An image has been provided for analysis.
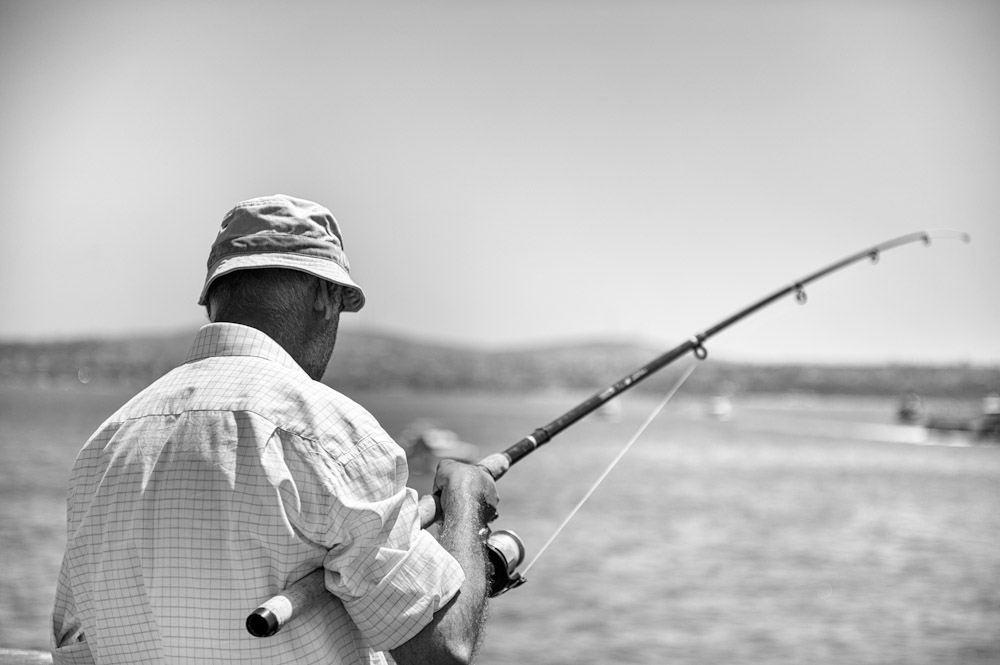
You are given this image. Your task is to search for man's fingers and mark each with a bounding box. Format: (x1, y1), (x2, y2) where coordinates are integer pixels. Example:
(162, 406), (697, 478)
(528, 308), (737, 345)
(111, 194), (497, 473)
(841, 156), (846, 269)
(475, 453), (510, 480)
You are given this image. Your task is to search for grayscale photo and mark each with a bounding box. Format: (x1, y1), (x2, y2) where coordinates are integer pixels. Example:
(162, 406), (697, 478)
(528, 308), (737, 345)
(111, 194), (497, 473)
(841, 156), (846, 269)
(1, 2), (998, 664)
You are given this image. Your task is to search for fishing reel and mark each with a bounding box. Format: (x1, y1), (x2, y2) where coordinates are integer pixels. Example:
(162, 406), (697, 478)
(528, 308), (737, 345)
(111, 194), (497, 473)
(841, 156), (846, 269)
(485, 529), (527, 597)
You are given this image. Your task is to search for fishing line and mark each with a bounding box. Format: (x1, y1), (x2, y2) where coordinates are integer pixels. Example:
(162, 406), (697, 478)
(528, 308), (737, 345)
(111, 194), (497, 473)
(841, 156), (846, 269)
(522, 361), (699, 575)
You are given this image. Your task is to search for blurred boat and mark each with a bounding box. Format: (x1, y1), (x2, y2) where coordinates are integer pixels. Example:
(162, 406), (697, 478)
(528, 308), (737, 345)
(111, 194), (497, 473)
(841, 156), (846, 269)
(398, 420), (480, 473)
(707, 395), (733, 421)
(0, 647), (51, 664)
(896, 391), (1000, 441)
(896, 392), (924, 423)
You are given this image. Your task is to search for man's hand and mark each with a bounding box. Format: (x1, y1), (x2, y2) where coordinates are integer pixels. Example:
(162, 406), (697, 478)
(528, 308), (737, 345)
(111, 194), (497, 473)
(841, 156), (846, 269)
(433, 459), (499, 525)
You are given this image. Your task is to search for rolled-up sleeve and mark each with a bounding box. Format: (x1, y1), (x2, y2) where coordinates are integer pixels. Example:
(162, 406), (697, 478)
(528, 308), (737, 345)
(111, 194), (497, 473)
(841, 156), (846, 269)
(333, 526), (464, 651)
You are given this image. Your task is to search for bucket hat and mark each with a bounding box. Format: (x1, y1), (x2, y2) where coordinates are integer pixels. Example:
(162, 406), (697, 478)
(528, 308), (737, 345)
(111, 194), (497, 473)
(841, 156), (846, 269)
(198, 194), (366, 312)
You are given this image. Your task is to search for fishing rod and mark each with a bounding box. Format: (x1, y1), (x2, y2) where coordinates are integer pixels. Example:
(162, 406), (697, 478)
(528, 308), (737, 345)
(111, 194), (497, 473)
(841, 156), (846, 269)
(246, 229), (970, 638)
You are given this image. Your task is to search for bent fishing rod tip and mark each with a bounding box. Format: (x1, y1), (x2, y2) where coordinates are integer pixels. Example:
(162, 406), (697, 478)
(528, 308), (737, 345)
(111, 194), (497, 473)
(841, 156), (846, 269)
(921, 229), (972, 245)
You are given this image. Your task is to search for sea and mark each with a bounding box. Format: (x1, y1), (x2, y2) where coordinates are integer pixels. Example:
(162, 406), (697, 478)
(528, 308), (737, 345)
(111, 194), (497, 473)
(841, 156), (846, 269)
(1, 382), (998, 664)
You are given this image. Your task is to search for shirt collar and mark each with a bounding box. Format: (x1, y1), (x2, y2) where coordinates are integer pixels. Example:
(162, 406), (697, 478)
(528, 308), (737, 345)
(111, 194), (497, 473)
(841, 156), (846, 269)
(185, 323), (305, 374)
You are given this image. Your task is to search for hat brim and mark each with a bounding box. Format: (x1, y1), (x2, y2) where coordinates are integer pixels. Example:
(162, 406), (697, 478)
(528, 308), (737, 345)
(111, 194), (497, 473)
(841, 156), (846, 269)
(198, 253), (366, 312)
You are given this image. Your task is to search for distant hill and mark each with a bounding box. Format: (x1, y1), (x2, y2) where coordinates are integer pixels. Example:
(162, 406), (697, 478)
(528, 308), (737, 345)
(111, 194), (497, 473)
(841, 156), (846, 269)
(1, 327), (997, 398)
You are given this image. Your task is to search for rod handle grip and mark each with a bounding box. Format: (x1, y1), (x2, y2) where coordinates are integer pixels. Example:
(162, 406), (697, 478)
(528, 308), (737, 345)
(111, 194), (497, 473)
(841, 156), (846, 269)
(246, 568), (325, 637)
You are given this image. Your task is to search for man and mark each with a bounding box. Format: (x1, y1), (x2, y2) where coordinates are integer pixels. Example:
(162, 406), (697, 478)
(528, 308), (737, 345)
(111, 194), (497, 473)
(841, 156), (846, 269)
(52, 195), (499, 664)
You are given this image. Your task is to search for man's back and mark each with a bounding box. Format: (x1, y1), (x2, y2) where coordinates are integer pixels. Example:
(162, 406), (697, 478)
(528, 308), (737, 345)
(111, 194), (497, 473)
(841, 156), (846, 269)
(52, 324), (462, 664)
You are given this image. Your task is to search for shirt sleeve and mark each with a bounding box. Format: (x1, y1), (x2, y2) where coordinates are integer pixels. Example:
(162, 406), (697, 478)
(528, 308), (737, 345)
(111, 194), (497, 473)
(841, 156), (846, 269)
(279, 429), (466, 652)
(329, 502), (465, 651)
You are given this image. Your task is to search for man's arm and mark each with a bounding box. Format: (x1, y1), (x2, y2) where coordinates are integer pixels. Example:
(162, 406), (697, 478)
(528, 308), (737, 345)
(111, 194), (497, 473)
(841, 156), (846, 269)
(390, 460), (498, 665)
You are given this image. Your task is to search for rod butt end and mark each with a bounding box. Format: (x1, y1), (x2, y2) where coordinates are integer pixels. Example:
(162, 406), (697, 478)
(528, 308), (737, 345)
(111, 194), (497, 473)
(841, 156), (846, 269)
(246, 608), (281, 638)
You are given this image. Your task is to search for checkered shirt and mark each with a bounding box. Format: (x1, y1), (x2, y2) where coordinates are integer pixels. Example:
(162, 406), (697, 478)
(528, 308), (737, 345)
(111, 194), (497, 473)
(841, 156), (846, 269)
(51, 323), (464, 664)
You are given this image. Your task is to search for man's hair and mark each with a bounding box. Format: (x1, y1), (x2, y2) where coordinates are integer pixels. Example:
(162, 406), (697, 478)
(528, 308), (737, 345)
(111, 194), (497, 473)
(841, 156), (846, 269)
(205, 268), (319, 324)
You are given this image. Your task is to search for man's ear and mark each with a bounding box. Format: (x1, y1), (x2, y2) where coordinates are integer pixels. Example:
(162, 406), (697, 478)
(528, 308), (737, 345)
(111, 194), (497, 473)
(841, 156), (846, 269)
(312, 279), (343, 320)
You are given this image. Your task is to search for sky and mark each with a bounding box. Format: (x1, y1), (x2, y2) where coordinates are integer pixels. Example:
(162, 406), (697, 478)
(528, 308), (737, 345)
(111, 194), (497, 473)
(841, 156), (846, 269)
(1, 0), (997, 364)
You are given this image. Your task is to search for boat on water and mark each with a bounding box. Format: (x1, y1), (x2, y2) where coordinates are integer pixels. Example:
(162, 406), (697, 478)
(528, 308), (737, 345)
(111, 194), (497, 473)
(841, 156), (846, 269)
(398, 420), (480, 473)
(897, 391), (1000, 441)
